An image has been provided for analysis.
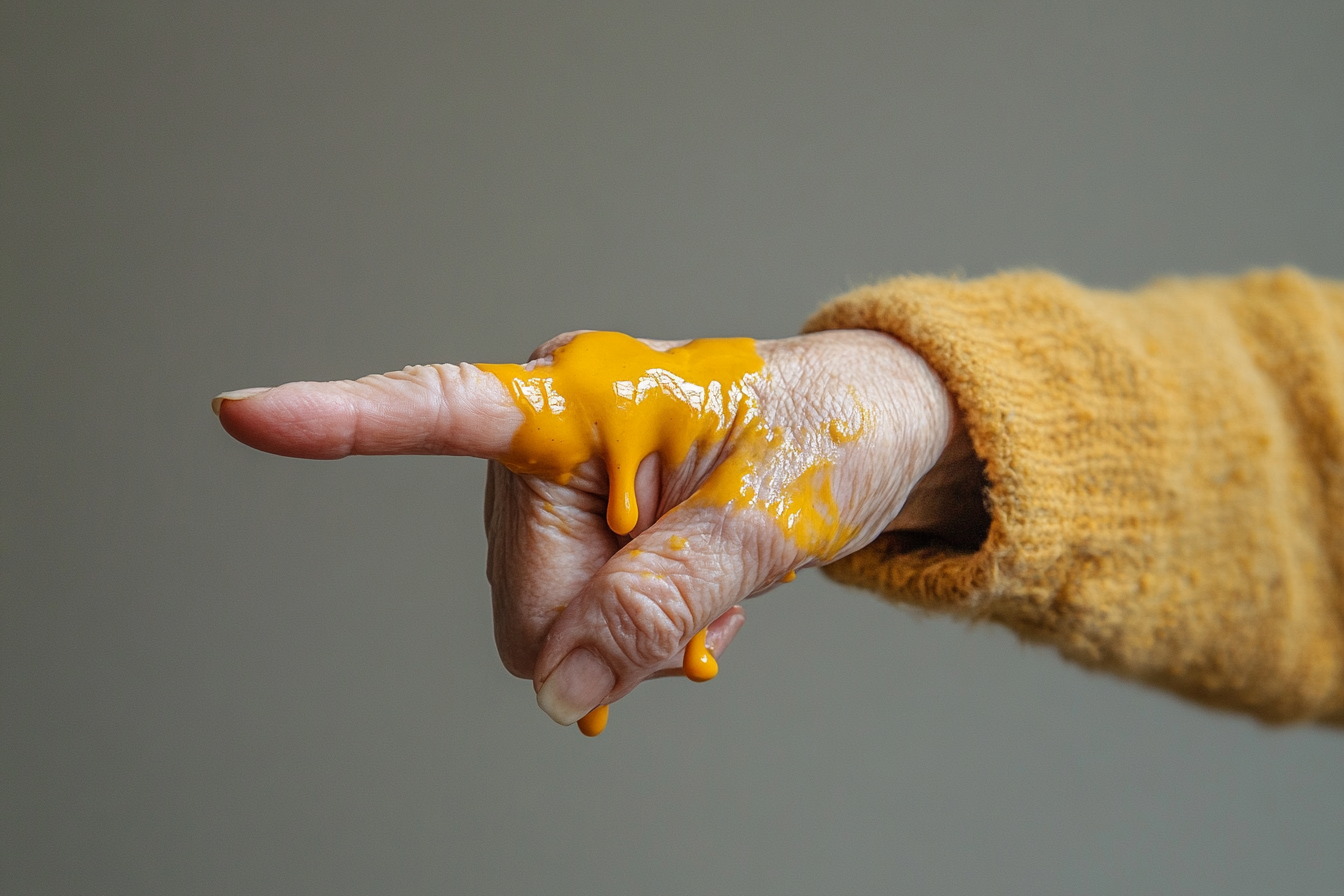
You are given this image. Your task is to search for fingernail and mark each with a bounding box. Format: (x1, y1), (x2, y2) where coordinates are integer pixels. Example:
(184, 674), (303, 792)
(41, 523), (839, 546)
(536, 648), (615, 725)
(211, 387), (272, 416)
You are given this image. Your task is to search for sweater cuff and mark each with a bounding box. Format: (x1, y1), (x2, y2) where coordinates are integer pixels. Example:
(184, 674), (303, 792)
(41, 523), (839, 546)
(802, 271), (1080, 634)
(801, 269), (1344, 721)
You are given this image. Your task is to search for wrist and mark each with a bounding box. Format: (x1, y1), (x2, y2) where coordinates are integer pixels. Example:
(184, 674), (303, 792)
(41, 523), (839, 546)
(885, 400), (990, 551)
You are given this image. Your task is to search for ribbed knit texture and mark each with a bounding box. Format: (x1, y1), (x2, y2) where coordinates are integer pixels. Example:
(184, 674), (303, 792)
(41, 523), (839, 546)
(804, 269), (1344, 724)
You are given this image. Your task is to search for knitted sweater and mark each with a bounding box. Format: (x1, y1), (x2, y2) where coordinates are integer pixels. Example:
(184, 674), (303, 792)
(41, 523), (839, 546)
(803, 269), (1344, 725)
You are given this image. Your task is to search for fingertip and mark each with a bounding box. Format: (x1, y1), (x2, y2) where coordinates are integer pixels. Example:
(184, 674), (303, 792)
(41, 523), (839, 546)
(536, 647), (616, 725)
(706, 606), (746, 656)
(211, 387), (272, 417)
(214, 384), (349, 460)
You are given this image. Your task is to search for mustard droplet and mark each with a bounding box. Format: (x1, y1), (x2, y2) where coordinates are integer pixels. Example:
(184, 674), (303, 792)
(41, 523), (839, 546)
(683, 629), (718, 682)
(577, 704), (609, 736)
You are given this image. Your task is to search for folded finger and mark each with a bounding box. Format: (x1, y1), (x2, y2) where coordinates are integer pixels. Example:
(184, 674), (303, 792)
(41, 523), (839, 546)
(485, 462), (618, 678)
(530, 504), (795, 724)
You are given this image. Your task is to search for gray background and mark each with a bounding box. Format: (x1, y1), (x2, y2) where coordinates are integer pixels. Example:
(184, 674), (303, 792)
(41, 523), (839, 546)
(3, 2), (1342, 893)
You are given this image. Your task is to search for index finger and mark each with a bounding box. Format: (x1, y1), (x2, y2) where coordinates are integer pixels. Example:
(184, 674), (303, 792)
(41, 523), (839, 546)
(213, 363), (522, 460)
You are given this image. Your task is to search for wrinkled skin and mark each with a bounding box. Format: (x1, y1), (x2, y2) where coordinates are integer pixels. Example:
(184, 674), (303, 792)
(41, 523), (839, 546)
(215, 329), (980, 726)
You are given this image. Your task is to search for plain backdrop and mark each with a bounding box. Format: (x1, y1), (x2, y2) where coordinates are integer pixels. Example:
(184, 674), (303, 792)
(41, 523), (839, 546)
(3, 2), (1342, 894)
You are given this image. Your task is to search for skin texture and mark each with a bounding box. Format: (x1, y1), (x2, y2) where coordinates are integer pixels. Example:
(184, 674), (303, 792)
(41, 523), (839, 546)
(215, 329), (975, 726)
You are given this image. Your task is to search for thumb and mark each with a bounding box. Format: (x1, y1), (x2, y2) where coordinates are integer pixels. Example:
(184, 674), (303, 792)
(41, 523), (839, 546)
(531, 503), (793, 725)
(212, 363), (521, 460)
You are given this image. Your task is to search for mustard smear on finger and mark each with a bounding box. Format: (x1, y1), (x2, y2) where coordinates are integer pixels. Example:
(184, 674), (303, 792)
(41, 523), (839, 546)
(478, 331), (764, 535)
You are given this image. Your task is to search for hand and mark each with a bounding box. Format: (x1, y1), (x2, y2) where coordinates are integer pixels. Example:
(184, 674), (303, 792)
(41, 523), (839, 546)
(214, 329), (975, 727)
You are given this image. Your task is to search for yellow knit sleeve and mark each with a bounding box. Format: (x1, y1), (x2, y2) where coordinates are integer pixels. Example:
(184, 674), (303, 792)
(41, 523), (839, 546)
(803, 269), (1344, 724)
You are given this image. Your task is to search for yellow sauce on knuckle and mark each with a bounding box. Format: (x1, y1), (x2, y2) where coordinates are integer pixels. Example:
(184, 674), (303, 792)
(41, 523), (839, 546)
(479, 331), (864, 731)
(477, 331), (764, 536)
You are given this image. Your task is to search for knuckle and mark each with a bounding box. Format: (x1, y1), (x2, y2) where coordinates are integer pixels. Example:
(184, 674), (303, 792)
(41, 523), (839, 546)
(529, 330), (589, 362)
(603, 572), (695, 670)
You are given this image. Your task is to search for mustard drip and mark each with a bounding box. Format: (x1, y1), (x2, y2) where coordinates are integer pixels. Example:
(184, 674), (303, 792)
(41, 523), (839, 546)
(682, 629), (719, 682)
(577, 704), (608, 737)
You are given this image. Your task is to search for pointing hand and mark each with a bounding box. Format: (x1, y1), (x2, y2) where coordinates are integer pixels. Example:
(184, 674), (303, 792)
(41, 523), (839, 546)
(215, 329), (975, 730)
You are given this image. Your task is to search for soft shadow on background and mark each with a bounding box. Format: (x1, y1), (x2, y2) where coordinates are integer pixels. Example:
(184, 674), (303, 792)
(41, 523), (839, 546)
(3, 3), (1342, 894)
